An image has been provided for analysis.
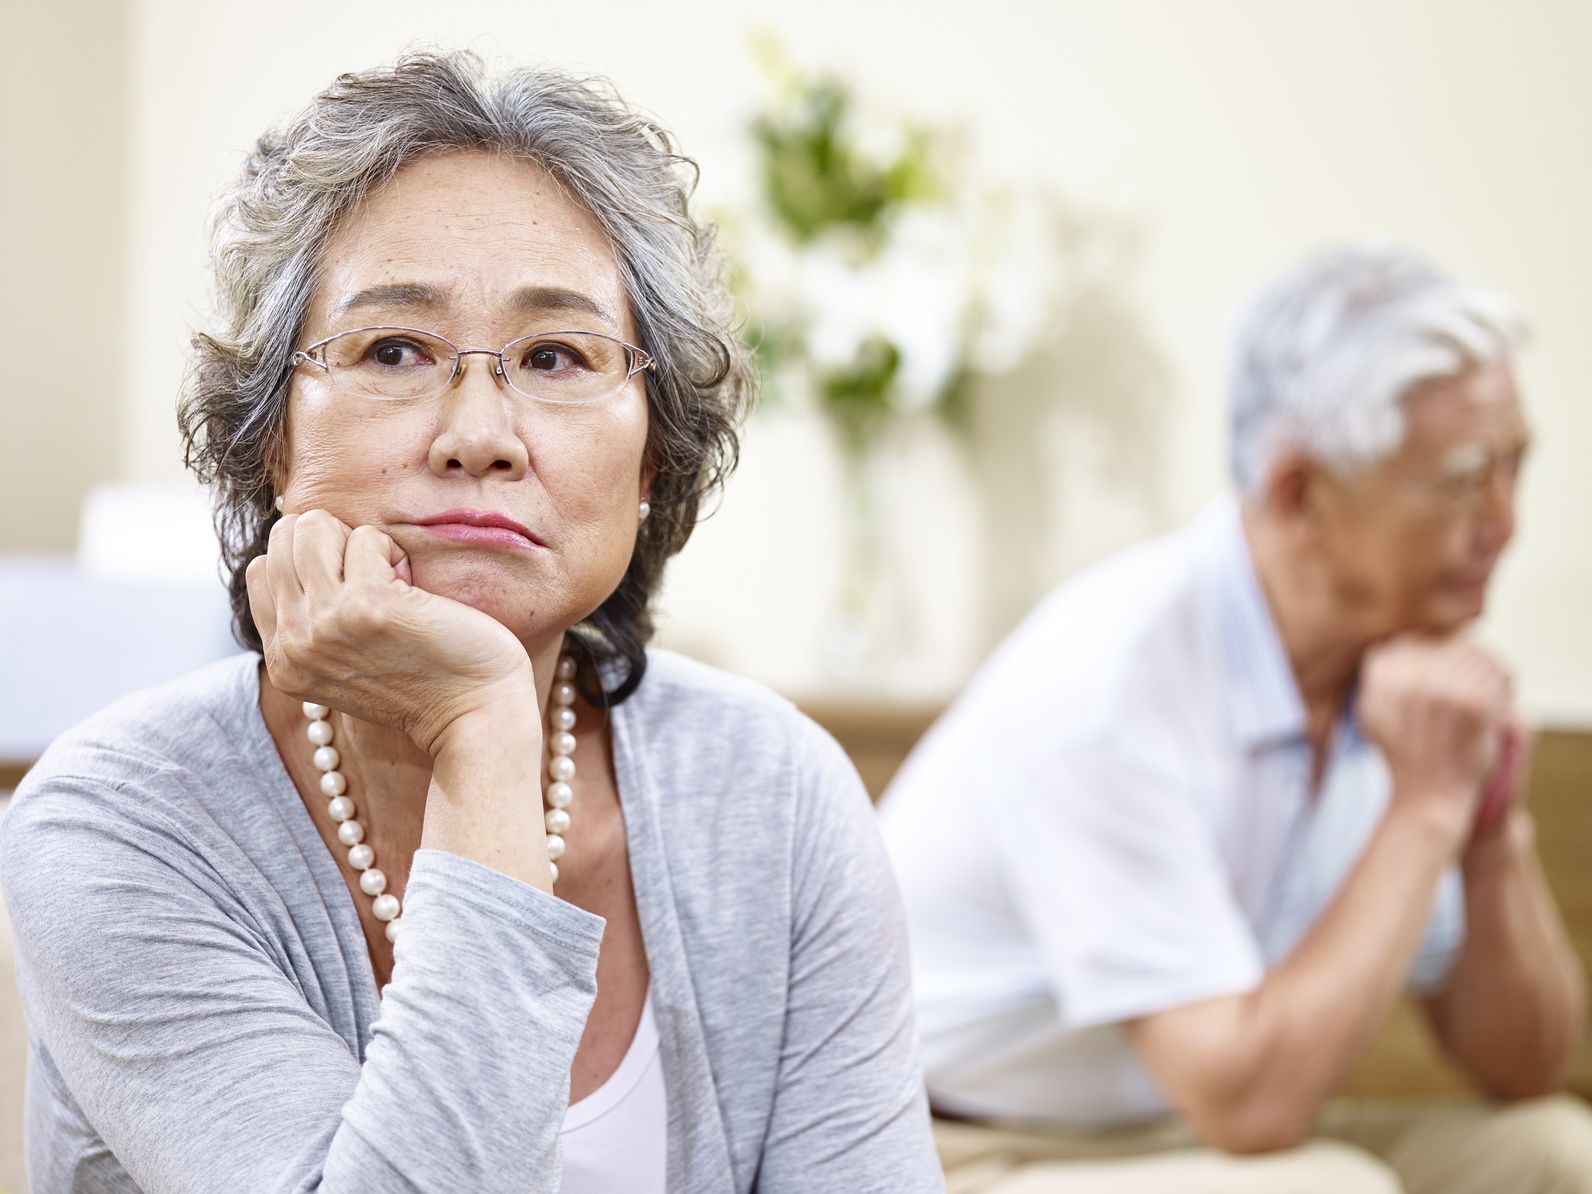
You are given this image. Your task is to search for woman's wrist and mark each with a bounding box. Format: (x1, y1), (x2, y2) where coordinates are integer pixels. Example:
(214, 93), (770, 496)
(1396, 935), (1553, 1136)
(422, 680), (551, 891)
(424, 671), (541, 761)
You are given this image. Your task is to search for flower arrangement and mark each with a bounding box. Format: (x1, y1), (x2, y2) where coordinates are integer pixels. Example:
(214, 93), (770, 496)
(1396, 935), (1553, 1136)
(727, 44), (1056, 457)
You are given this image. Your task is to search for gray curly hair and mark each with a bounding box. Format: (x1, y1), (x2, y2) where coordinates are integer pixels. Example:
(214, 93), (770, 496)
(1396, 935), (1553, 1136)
(178, 50), (754, 705)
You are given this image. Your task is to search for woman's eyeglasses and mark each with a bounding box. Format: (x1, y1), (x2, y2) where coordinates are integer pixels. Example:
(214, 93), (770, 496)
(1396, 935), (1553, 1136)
(290, 326), (655, 406)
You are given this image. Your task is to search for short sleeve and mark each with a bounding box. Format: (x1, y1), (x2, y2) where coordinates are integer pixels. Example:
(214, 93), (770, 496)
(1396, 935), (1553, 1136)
(994, 738), (1266, 1029)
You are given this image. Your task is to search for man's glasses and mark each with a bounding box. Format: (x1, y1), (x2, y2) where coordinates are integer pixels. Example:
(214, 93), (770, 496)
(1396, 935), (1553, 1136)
(290, 326), (655, 406)
(1395, 445), (1528, 517)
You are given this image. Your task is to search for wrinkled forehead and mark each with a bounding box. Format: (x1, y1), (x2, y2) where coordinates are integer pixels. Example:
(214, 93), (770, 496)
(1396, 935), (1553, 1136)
(1395, 361), (1530, 473)
(305, 150), (634, 342)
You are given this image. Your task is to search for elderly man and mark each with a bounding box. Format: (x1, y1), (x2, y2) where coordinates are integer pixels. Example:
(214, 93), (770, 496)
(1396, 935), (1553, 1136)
(880, 246), (1592, 1193)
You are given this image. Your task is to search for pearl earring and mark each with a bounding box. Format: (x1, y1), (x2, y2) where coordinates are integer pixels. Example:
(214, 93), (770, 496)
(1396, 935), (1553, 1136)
(638, 500), (651, 524)
(274, 496), (286, 513)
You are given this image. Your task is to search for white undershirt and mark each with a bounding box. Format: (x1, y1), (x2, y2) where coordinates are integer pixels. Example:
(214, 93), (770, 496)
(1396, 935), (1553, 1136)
(558, 989), (667, 1192)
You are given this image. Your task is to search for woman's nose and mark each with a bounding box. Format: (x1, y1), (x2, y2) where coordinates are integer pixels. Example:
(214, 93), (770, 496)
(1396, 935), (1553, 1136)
(426, 354), (530, 479)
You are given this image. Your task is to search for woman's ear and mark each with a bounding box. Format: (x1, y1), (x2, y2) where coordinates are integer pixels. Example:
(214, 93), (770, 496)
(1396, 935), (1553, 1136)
(263, 427), (292, 507)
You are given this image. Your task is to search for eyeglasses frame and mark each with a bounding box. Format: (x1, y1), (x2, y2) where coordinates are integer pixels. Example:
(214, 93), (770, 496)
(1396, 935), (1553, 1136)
(289, 325), (656, 405)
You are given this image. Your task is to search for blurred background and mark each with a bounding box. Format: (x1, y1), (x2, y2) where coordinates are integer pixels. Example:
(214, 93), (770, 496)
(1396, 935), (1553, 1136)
(1, 1), (1590, 1188)
(5, 0), (1592, 718)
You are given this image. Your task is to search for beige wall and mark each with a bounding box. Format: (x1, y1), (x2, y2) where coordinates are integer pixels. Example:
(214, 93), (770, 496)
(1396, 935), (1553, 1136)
(8, 0), (1592, 719)
(0, 1), (128, 551)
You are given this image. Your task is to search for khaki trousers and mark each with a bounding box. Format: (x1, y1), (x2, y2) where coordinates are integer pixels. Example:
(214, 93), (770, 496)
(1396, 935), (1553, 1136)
(935, 1096), (1592, 1194)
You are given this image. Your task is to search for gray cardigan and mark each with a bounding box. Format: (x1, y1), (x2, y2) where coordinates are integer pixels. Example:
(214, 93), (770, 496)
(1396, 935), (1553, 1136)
(0, 651), (942, 1193)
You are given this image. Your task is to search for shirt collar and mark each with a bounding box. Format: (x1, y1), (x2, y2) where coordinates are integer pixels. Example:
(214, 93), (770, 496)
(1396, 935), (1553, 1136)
(1199, 499), (1310, 749)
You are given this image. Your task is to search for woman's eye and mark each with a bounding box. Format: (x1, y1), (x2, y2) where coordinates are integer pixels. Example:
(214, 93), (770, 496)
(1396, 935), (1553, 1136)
(368, 340), (432, 368)
(522, 343), (585, 372)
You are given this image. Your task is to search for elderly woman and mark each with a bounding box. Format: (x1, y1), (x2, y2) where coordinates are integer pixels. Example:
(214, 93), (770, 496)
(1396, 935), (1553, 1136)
(0, 53), (941, 1193)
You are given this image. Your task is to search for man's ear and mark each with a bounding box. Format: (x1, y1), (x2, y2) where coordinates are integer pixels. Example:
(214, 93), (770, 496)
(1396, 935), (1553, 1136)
(1261, 451), (1331, 547)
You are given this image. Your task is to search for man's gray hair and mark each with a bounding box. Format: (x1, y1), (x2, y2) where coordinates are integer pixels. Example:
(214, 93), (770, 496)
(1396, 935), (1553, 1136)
(1228, 244), (1522, 498)
(179, 51), (754, 705)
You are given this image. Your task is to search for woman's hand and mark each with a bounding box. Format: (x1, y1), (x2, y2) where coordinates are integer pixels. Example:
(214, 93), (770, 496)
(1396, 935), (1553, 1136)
(246, 508), (537, 756)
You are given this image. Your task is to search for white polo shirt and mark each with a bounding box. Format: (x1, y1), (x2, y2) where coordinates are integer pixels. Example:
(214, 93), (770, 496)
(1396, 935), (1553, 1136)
(878, 501), (1464, 1128)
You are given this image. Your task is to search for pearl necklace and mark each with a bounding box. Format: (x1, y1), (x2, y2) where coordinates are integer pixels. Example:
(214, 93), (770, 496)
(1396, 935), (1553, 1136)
(303, 653), (580, 942)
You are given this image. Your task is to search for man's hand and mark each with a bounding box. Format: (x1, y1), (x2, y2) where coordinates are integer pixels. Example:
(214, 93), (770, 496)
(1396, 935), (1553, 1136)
(1129, 636), (1523, 1154)
(1359, 635), (1514, 844)
(1472, 718), (1533, 842)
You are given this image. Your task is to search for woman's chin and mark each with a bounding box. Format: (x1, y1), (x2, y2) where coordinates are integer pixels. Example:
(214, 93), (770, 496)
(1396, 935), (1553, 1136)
(406, 557), (545, 638)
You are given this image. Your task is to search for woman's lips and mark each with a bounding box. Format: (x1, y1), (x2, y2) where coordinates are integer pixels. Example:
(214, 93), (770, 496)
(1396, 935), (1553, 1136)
(418, 523), (539, 549)
(410, 510), (543, 551)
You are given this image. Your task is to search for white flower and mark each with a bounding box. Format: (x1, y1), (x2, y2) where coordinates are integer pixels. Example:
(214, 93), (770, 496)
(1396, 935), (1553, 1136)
(966, 189), (1058, 373)
(846, 98), (910, 170)
(796, 240), (879, 369)
(878, 209), (982, 406)
(729, 89), (1062, 416)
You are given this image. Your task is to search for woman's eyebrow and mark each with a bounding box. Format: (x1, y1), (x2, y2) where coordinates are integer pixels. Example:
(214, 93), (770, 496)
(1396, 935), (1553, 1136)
(505, 285), (619, 329)
(332, 282), (443, 319)
(330, 282), (618, 329)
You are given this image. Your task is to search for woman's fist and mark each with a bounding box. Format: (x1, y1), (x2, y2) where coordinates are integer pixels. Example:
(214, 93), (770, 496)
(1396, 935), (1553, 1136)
(246, 509), (536, 756)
